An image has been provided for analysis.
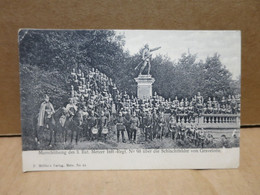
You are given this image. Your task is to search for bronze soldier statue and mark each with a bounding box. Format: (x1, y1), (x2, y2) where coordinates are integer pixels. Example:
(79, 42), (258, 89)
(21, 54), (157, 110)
(135, 44), (161, 75)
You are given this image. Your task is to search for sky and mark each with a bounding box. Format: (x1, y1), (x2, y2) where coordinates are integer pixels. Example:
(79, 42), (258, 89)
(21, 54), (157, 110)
(115, 30), (241, 79)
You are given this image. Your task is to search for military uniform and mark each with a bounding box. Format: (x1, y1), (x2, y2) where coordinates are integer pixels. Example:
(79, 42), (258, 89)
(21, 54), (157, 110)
(98, 115), (108, 140)
(124, 112), (132, 141)
(116, 115), (126, 143)
(130, 115), (140, 143)
(143, 113), (153, 141)
(88, 114), (97, 140)
(152, 111), (158, 139)
(158, 113), (166, 139)
(168, 116), (177, 140)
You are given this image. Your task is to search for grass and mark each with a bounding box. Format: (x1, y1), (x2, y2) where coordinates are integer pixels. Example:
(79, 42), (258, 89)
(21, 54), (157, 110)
(22, 126), (240, 151)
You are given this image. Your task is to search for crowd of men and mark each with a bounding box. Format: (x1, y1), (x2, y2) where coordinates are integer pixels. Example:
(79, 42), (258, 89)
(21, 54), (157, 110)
(34, 68), (240, 147)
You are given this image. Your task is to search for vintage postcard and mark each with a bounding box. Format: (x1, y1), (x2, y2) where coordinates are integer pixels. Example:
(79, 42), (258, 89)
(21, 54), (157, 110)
(19, 29), (241, 171)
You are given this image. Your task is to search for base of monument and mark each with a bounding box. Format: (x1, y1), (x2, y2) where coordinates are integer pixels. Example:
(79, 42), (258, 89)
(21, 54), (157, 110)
(135, 74), (155, 100)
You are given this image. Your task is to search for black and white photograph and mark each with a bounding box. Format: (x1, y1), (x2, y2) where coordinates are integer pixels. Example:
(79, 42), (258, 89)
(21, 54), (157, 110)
(19, 29), (241, 171)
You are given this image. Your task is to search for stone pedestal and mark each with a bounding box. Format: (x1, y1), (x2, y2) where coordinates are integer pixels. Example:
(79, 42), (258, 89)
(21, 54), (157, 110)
(134, 75), (155, 100)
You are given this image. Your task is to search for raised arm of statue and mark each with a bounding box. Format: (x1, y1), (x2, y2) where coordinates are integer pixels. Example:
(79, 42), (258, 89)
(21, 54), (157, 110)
(150, 46), (161, 52)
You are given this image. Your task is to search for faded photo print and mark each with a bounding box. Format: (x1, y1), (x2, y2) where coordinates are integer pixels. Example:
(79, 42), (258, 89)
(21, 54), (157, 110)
(19, 30), (241, 152)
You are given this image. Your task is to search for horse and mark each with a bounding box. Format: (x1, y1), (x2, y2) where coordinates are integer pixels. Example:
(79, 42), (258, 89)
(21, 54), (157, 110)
(32, 107), (60, 146)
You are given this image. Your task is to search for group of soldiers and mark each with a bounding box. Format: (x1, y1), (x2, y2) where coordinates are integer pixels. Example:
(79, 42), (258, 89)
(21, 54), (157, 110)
(34, 68), (240, 147)
(69, 67), (240, 117)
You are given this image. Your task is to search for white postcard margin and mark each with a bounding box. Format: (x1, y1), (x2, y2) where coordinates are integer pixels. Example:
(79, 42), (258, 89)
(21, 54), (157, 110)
(22, 148), (239, 172)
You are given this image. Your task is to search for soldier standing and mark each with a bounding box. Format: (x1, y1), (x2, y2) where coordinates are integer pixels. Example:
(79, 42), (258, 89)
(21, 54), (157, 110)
(177, 118), (186, 141)
(88, 110), (97, 140)
(124, 109), (132, 141)
(143, 111), (153, 141)
(98, 111), (107, 141)
(71, 105), (84, 144)
(116, 112), (126, 143)
(158, 111), (166, 140)
(168, 115), (177, 140)
(36, 95), (55, 146)
(152, 109), (158, 139)
(130, 112), (140, 143)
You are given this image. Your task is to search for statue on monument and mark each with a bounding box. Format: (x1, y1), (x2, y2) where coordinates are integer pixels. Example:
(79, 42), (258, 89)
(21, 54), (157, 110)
(135, 44), (161, 76)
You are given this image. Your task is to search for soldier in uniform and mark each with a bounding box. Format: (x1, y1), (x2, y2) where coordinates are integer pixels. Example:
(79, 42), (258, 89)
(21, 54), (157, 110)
(221, 96), (227, 107)
(212, 97), (218, 108)
(143, 111), (153, 141)
(212, 105), (218, 114)
(202, 103), (207, 114)
(196, 99), (203, 116)
(221, 104), (227, 114)
(198, 128), (206, 148)
(115, 112), (126, 143)
(71, 105), (84, 144)
(196, 92), (204, 104)
(158, 111), (166, 139)
(184, 98), (189, 114)
(88, 110), (97, 141)
(135, 103), (141, 118)
(227, 95), (232, 105)
(37, 95), (56, 146)
(152, 109), (159, 139)
(164, 100), (171, 114)
(124, 109), (132, 141)
(66, 98), (78, 113)
(173, 96), (179, 113)
(194, 124), (199, 146)
(98, 111), (108, 141)
(82, 106), (89, 139)
(187, 101), (194, 123)
(179, 118), (186, 141)
(103, 106), (111, 123)
(189, 124), (196, 144)
(178, 99), (185, 114)
(230, 96), (238, 114)
(207, 97), (213, 114)
(168, 115), (177, 140)
(130, 112), (140, 143)
(207, 97), (212, 107)
(226, 104), (232, 114)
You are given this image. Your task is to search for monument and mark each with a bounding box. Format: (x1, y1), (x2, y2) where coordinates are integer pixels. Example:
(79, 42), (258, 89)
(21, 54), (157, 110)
(134, 75), (155, 99)
(134, 44), (161, 99)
